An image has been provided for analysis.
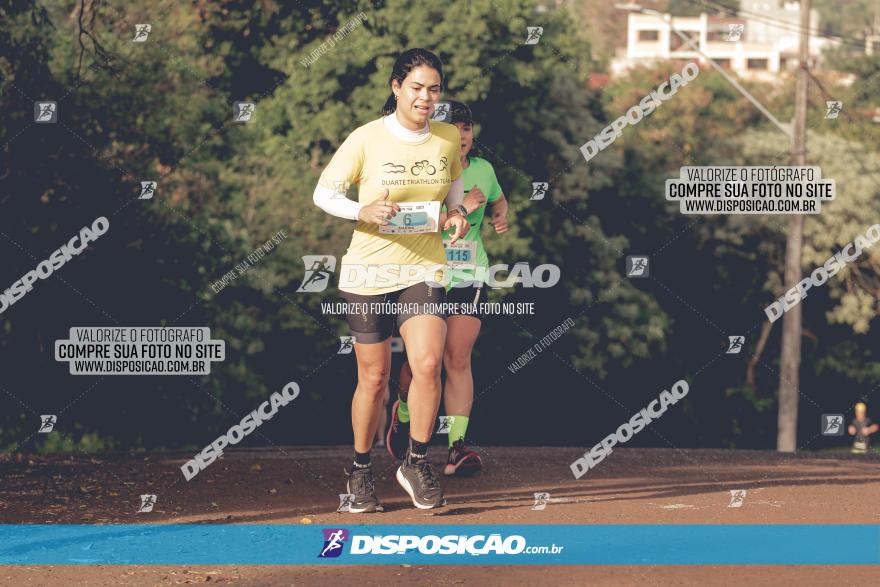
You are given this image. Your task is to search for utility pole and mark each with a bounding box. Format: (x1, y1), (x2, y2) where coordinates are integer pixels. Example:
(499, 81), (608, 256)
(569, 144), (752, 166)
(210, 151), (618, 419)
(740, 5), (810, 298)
(868, 0), (880, 54)
(776, 0), (810, 453)
(873, 0), (880, 54)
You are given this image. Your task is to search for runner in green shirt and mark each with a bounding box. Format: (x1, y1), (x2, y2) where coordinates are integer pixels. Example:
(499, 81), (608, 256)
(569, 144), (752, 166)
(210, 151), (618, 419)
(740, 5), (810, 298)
(386, 100), (510, 475)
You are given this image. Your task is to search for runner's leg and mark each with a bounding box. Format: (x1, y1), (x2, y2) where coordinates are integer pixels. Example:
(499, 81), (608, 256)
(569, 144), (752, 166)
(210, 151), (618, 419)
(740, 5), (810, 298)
(442, 313), (484, 475)
(399, 360), (413, 402)
(394, 281), (448, 508)
(375, 384), (389, 447)
(352, 339), (392, 453)
(443, 314), (481, 424)
(386, 360), (414, 460)
(340, 289), (393, 513)
(399, 315), (446, 443)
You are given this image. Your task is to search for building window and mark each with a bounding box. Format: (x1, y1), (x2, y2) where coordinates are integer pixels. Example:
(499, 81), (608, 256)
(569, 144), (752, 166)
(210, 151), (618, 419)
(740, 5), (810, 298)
(670, 31), (699, 51)
(638, 30), (660, 41)
(707, 22), (745, 42)
(747, 58), (768, 70)
(714, 58), (731, 69)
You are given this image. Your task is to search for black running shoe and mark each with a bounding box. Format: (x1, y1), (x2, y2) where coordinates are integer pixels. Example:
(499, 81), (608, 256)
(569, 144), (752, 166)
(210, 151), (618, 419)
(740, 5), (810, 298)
(444, 440), (483, 476)
(385, 399), (410, 461)
(396, 454), (446, 509)
(345, 465), (383, 513)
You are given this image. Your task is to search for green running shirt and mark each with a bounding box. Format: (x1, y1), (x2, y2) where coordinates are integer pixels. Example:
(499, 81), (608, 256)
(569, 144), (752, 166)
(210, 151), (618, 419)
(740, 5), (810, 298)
(441, 156), (503, 288)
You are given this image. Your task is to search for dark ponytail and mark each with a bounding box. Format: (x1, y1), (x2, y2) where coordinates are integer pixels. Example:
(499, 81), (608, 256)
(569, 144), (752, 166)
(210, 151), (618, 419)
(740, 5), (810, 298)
(382, 94), (397, 116)
(381, 48), (444, 116)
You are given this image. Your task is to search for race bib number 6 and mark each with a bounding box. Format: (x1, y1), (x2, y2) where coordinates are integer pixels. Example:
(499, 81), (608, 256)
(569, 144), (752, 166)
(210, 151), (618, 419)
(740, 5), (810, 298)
(379, 201), (441, 235)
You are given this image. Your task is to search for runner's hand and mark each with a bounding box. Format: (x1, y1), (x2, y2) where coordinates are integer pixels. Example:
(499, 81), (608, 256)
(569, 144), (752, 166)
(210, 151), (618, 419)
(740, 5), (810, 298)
(489, 208), (509, 234)
(444, 213), (470, 245)
(463, 186), (487, 215)
(358, 189), (400, 225)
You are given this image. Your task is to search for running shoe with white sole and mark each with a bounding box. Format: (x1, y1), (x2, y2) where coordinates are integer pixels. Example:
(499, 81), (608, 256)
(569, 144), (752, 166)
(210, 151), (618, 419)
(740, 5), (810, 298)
(385, 399), (410, 461)
(444, 440), (483, 476)
(345, 465), (383, 513)
(396, 455), (446, 509)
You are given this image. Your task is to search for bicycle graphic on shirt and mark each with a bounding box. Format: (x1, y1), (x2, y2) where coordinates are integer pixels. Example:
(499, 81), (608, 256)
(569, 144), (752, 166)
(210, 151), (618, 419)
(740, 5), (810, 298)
(411, 160), (437, 176)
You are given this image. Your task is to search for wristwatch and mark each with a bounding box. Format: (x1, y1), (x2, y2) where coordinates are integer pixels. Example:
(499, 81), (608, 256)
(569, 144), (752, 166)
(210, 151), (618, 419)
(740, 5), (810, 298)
(456, 204), (469, 218)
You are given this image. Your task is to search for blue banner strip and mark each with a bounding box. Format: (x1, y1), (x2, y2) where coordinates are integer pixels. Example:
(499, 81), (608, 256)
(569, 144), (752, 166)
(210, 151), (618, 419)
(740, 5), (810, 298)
(1, 524), (878, 565)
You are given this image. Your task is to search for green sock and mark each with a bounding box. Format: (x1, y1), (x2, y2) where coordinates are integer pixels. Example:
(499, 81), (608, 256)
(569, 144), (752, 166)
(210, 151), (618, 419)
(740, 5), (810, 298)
(448, 415), (469, 447)
(396, 398), (410, 423)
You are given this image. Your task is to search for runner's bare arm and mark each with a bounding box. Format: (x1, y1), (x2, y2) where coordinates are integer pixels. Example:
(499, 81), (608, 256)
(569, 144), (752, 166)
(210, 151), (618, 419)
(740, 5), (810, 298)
(463, 186), (487, 214)
(443, 211), (469, 245)
(488, 193), (509, 234)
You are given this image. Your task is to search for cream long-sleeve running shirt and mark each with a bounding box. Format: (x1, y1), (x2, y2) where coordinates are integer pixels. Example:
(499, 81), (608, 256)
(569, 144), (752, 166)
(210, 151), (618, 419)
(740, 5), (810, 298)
(313, 113), (464, 295)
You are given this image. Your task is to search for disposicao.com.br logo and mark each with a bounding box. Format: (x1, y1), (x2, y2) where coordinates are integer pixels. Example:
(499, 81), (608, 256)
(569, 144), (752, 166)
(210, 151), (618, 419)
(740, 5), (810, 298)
(318, 529), (563, 558)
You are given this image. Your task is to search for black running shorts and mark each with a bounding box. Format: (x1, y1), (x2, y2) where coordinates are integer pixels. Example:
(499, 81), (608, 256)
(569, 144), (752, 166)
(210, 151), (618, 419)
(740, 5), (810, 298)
(340, 282), (447, 344)
(445, 282), (488, 320)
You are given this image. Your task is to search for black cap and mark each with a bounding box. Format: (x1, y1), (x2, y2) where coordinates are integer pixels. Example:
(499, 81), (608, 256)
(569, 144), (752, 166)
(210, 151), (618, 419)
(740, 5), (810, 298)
(431, 100), (474, 124)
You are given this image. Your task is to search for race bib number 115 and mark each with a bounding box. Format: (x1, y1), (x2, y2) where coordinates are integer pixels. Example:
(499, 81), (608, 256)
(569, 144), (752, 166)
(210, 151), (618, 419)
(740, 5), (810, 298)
(443, 239), (477, 268)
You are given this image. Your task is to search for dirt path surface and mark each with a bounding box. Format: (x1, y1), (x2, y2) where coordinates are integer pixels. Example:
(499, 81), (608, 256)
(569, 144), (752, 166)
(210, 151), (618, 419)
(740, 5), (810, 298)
(3, 565), (879, 586)
(2, 446), (879, 584)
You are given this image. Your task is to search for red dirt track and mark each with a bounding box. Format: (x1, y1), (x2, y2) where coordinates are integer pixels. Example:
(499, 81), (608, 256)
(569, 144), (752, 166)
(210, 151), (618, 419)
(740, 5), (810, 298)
(2, 446), (879, 585)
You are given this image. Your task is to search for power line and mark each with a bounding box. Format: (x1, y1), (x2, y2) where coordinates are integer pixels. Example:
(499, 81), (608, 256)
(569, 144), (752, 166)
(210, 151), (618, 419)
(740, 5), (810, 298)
(680, 0), (871, 50)
(806, 69), (880, 192)
(689, 0), (851, 41)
